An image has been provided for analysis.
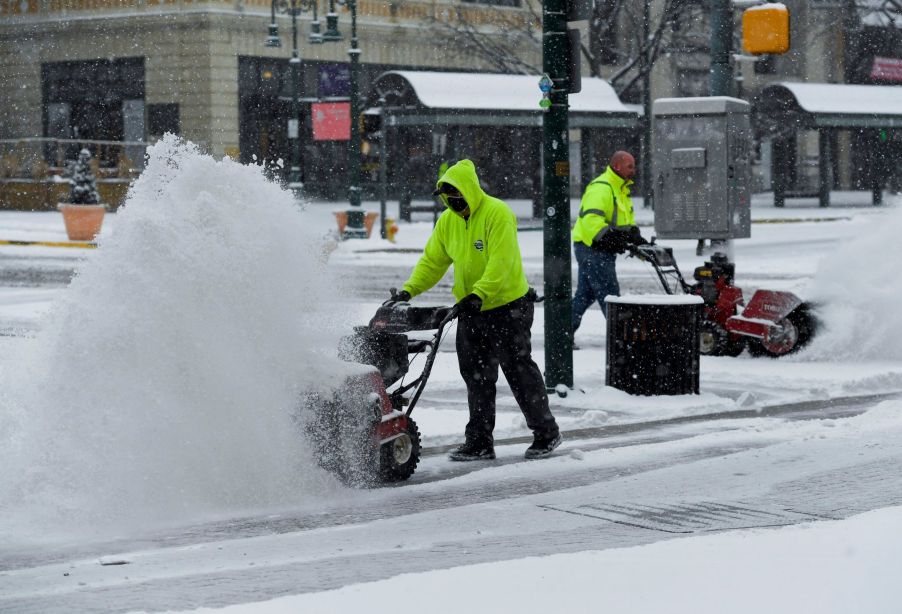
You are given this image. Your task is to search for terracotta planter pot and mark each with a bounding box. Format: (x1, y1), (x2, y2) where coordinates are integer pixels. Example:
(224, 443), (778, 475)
(58, 203), (106, 241)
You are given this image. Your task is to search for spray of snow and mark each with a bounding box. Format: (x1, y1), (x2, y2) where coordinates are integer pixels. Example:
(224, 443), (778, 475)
(0, 136), (355, 541)
(803, 198), (902, 361)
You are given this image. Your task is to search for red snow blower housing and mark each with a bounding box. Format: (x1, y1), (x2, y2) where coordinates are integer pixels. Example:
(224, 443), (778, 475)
(630, 242), (816, 357)
(303, 298), (457, 486)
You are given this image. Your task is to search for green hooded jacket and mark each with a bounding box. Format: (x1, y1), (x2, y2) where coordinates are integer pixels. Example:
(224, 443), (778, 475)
(571, 165), (636, 246)
(402, 159), (529, 311)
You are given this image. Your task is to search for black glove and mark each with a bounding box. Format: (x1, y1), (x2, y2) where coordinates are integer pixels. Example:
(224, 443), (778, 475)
(456, 293), (483, 314)
(593, 228), (630, 254)
(627, 225), (648, 246)
(389, 288), (411, 303)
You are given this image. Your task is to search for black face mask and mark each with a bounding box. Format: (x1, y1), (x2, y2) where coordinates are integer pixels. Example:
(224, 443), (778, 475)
(435, 184), (468, 213)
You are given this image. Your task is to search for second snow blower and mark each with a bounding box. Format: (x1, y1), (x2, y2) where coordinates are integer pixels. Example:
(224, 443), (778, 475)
(630, 242), (816, 357)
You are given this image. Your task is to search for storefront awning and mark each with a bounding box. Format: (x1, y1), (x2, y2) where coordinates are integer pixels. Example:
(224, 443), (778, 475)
(755, 82), (902, 132)
(367, 70), (639, 129)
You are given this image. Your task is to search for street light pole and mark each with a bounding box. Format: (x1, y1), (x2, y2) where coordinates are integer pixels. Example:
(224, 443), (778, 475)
(337, 0), (366, 239)
(267, 0), (365, 236)
(266, 0), (321, 202)
(288, 4), (303, 200)
(347, 0), (362, 211)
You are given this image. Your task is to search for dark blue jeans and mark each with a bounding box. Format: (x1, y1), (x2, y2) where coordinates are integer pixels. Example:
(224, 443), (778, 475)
(572, 241), (619, 331)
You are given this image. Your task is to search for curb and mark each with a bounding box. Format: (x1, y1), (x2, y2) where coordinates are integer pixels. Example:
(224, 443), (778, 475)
(0, 239), (97, 249)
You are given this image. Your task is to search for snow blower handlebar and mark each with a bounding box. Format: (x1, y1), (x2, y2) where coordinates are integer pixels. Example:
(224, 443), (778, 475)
(399, 304), (459, 417)
(627, 242), (692, 295)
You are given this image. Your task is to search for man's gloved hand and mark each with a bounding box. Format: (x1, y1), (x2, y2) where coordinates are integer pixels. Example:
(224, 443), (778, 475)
(389, 288), (412, 303)
(627, 225), (649, 246)
(593, 228), (630, 254)
(456, 293), (483, 314)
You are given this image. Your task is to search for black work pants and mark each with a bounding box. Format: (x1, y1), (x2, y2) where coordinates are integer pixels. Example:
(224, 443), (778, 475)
(455, 295), (559, 447)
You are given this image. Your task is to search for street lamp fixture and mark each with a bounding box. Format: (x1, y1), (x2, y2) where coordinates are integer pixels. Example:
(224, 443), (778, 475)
(308, 0), (323, 44)
(323, 0), (343, 42)
(265, 22), (281, 48)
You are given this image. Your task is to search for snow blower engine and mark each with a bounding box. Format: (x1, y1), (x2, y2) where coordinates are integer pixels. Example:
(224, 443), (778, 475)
(303, 296), (456, 486)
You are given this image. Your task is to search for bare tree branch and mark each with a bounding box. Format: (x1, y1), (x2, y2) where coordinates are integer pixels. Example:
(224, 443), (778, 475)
(425, 0), (706, 96)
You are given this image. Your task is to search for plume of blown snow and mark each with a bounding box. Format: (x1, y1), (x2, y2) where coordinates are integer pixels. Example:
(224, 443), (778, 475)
(803, 197), (902, 361)
(0, 136), (355, 541)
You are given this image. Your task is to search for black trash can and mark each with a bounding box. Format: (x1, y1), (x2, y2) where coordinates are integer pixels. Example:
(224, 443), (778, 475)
(605, 294), (702, 396)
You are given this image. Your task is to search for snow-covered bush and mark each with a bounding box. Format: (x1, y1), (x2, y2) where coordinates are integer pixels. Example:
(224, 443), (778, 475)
(68, 148), (101, 205)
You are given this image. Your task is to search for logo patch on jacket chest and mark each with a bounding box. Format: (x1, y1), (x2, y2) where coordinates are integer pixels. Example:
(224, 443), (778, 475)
(474, 239), (484, 252)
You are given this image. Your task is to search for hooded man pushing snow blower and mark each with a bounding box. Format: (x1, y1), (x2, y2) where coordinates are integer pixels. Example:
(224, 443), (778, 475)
(391, 159), (562, 461)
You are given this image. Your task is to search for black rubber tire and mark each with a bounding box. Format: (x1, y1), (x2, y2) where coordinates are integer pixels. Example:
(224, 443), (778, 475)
(698, 322), (721, 356)
(378, 417), (421, 482)
(748, 308), (815, 358)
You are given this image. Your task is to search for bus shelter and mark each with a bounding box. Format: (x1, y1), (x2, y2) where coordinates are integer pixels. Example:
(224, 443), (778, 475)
(754, 82), (902, 207)
(362, 70), (639, 214)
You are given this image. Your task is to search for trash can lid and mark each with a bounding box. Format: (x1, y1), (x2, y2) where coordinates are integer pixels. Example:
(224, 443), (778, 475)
(605, 294), (703, 305)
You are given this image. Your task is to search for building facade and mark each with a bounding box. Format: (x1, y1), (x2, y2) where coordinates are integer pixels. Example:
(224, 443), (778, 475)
(0, 0), (541, 203)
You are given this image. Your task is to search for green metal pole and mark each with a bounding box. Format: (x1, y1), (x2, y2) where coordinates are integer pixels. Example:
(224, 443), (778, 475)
(640, 0), (652, 210)
(289, 1), (303, 200)
(542, 0), (573, 390)
(710, 0), (733, 98)
(342, 0), (366, 239)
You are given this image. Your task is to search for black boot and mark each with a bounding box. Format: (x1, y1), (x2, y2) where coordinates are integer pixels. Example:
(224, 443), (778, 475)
(524, 433), (562, 459)
(449, 441), (496, 462)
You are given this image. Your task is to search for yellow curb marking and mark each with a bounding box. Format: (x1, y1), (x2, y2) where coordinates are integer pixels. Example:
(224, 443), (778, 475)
(0, 239), (97, 249)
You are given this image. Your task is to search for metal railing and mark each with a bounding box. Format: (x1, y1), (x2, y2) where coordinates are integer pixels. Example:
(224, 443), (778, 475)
(0, 137), (147, 180)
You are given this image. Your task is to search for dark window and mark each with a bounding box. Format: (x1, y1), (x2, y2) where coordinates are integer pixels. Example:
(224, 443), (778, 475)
(148, 104), (180, 137)
(41, 57), (145, 165)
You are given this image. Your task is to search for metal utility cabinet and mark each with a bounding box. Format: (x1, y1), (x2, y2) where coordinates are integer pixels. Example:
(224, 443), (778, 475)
(652, 97), (752, 240)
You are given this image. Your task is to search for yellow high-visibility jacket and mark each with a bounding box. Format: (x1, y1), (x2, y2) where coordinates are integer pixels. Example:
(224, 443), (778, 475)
(402, 159), (529, 311)
(572, 166), (636, 247)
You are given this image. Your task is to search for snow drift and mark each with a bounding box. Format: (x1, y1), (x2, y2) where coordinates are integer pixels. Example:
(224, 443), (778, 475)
(0, 136), (353, 541)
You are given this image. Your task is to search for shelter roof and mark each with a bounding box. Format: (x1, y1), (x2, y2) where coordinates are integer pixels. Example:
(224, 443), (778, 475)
(367, 70), (638, 129)
(755, 82), (902, 131)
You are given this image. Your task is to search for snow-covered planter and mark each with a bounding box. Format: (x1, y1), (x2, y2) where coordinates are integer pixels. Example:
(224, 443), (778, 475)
(58, 148), (106, 241)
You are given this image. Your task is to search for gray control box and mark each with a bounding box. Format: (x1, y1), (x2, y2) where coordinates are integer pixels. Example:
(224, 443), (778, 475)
(652, 97), (751, 240)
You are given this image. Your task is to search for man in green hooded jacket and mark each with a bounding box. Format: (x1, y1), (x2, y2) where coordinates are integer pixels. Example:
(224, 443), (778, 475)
(392, 159), (562, 461)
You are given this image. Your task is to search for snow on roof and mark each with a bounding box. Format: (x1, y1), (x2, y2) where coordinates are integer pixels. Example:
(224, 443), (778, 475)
(770, 82), (902, 116)
(385, 70), (632, 114)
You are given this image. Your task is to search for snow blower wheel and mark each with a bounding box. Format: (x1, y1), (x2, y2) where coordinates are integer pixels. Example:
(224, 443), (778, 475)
(747, 309), (814, 358)
(379, 417), (421, 482)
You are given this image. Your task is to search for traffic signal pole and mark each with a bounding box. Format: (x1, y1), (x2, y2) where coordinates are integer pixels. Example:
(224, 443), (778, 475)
(542, 0), (573, 391)
(710, 0), (733, 98)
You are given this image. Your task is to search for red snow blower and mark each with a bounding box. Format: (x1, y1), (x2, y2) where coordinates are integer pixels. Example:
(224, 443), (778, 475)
(304, 296), (457, 486)
(629, 242), (816, 357)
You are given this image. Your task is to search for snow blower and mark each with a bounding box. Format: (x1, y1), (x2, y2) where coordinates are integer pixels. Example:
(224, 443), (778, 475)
(629, 242), (816, 357)
(303, 295), (457, 486)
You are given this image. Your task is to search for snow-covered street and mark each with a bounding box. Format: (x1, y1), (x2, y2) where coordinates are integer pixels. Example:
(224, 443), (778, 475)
(1, 141), (901, 613)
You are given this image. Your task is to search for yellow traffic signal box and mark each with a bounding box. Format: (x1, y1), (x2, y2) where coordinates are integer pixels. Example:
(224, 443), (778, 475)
(742, 4), (790, 55)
